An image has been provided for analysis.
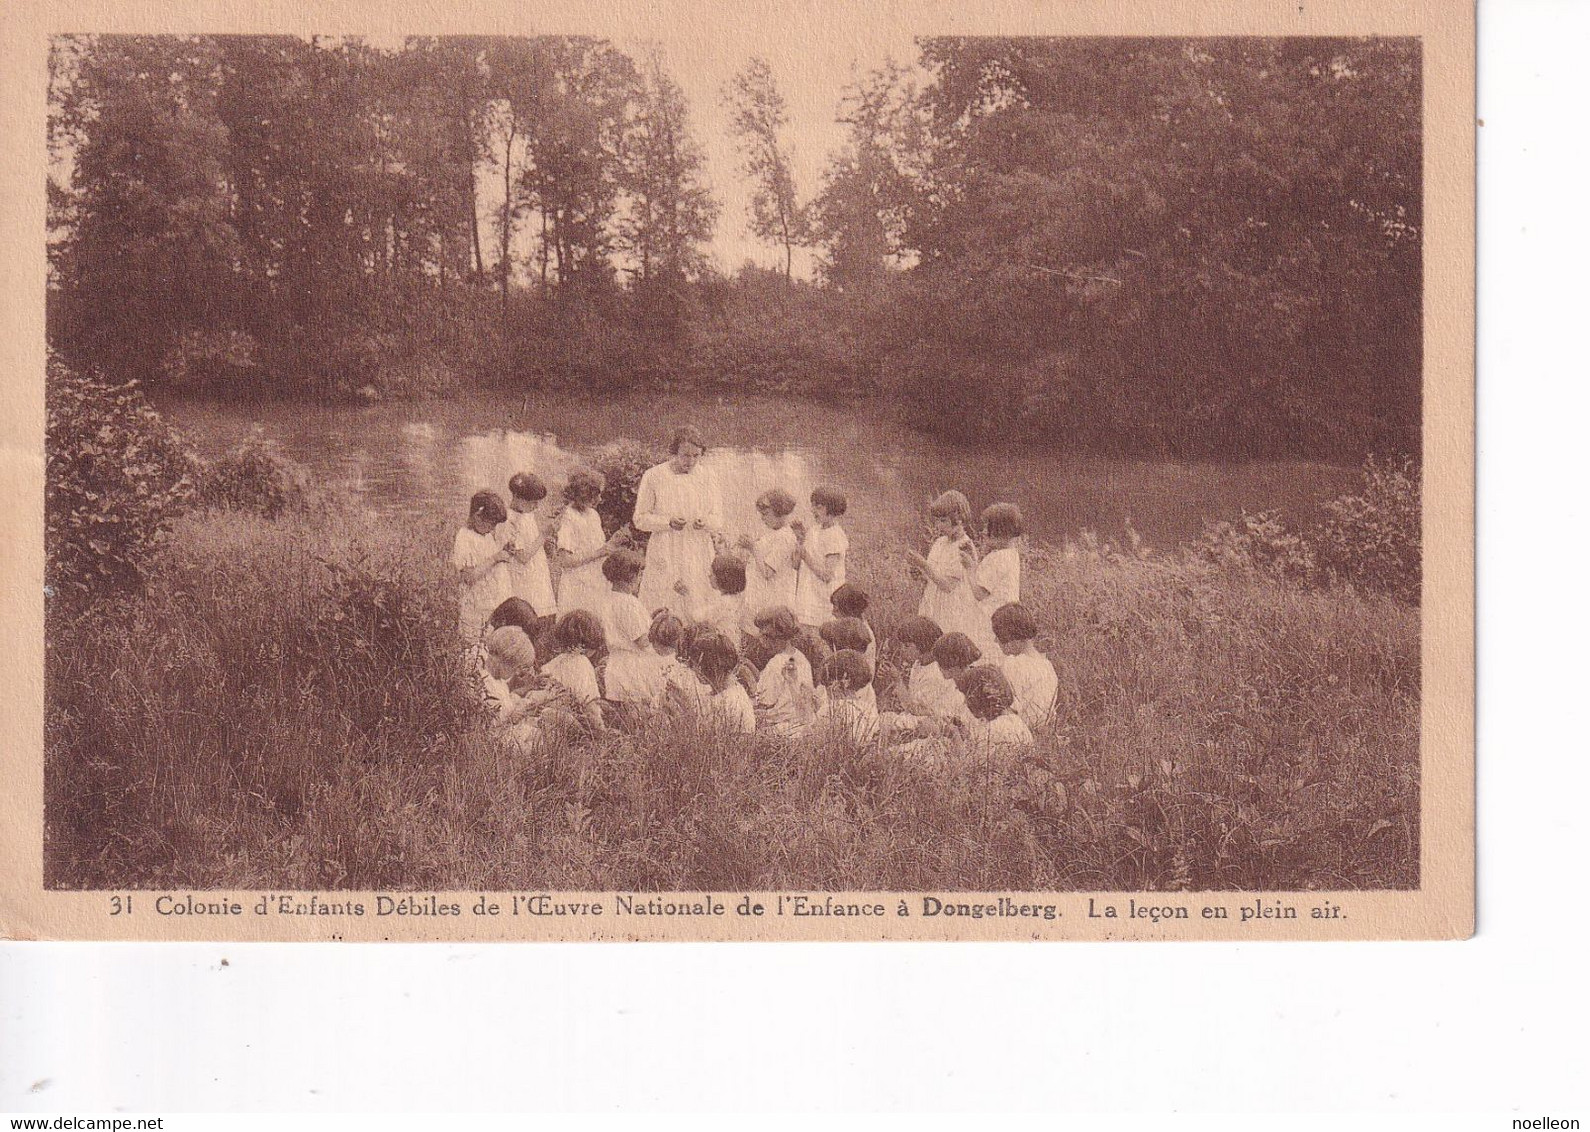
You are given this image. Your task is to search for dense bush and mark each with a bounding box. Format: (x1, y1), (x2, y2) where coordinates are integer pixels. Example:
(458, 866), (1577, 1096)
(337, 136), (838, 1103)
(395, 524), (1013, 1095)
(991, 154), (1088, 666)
(44, 356), (199, 604)
(586, 438), (655, 540)
(1313, 455), (1421, 602)
(198, 439), (312, 518)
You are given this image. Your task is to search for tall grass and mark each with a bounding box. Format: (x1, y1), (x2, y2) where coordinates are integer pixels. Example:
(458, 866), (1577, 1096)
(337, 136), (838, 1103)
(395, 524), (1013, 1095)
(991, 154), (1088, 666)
(45, 505), (1419, 892)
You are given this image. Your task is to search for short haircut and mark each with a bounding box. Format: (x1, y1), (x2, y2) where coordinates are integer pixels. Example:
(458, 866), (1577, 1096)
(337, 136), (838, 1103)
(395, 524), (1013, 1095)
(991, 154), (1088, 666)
(990, 602), (1039, 645)
(929, 490), (972, 527)
(484, 625), (537, 674)
(469, 490), (508, 526)
(895, 615), (943, 655)
(792, 627), (832, 672)
(756, 487), (797, 517)
(509, 472), (548, 503)
(551, 609), (605, 654)
(710, 554), (747, 595)
(753, 605), (800, 643)
(488, 597), (541, 638)
(564, 468), (605, 504)
(982, 502), (1025, 539)
(830, 583), (869, 618)
(930, 631), (982, 670)
(819, 649), (873, 691)
(602, 548), (645, 586)
(810, 486), (847, 517)
(649, 610), (684, 650)
(669, 425), (707, 455)
(678, 620), (714, 667)
(692, 630), (740, 687)
(819, 616), (871, 655)
(955, 664), (1016, 722)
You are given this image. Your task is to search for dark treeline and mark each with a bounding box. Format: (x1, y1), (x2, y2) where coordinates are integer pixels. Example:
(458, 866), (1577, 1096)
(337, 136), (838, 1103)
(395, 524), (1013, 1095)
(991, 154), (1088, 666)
(47, 35), (1420, 458)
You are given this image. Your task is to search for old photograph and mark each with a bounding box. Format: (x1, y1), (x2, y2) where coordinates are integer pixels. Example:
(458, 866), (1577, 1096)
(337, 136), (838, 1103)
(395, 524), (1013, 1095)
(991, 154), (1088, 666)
(6, 1), (1473, 940)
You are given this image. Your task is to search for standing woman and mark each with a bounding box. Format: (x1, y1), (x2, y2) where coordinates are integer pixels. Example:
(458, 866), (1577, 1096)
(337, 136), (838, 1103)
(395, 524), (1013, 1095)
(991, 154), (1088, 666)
(634, 425), (723, 618)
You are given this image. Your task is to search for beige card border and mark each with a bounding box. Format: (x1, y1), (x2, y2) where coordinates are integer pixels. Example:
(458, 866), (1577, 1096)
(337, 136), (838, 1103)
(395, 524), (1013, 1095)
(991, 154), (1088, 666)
(0, 0), (1474, 942)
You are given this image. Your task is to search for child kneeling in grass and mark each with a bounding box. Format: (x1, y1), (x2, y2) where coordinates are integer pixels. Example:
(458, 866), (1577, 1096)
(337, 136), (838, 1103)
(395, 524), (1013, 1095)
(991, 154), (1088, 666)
(990, 602), (1058, 731)
(540, 610), (607, 733)
(810, 649), (879, 745)
(954, 664), (1035, 751)
(677, 629), (756, 734)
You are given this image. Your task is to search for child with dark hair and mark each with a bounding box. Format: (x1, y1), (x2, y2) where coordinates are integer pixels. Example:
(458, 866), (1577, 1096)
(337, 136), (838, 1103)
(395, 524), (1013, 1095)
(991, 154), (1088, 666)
(542, 609), (607, 732)
(791, 486), (849, 628)
(954, 664), (1035, 750)
(917, 631), (981, 725)
(676, 552), (749, 645)
(740, 486), (801, 621)
(649, 610), (707, 701)
(504, 471), (557, 620)
(968, 502), (1025, 655)
(556, 469), (618, 617)
(687, 630), (756, 734)
(600, 550), (661, 711)
(819, 616), (878, 713)
(991, 602), (1058, 730)
(453, 489), (512, 643)
(488, 596), (543, 642)
(753, 605), (815, 736)
(828, 583), (876, 667)
(812, 649), (879, 744)
(907, 489), (984, 646)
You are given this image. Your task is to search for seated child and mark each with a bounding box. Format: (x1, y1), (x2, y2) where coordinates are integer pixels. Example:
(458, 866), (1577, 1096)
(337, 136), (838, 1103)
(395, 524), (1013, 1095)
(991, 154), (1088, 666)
(954, 664), (1035, 751)
(488, 597), (548, 658)
(541, 610), (607, 732)
(819, 616), (878, 713)
(480, 625), (557, 750)
(990, 602), (1058, 730)
(811, 649), (879, 745)
(649, 610), (706, 701)
(919, 630), (982, 725)
(677, 554), (750, 645)
(599, 550), (662, 714)
(685, 629), (756, 734)
(829, 583), (876, 667)
(754, 605), (816, 736)
(453, 490), (512, 643)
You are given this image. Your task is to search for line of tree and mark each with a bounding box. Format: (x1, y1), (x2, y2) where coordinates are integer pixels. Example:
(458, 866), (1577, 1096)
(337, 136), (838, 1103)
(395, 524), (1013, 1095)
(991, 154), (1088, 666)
(47, 35), (1421, 459)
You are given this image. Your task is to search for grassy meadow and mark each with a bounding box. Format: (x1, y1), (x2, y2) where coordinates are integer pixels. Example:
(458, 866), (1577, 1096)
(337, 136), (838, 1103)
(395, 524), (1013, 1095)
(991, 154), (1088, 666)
(44, 499), (1419, 893)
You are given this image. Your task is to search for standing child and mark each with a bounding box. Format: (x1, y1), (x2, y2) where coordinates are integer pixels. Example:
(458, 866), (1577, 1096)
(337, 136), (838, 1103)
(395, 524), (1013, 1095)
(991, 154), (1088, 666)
(966, 502), (1024, 656)
(452, 490), (512, 643)
(754, 606), (815, 736)
(792, 486), (849, 628)
(906, 490), (983, 643)
(991, 602), (1059, 731)
(556, 469), (617, 617)
(504, 472), (558, 623)
(739, 487), (801, 622)
(599, 550), (662, 715)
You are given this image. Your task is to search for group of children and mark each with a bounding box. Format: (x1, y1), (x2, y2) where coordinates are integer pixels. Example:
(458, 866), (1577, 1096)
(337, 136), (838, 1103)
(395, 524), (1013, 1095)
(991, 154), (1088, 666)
(454, 470), (1060, 759)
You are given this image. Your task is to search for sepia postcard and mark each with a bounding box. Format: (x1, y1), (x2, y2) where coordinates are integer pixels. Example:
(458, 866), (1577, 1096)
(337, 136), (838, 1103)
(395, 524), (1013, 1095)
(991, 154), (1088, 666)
(0, 0), (1474, 942)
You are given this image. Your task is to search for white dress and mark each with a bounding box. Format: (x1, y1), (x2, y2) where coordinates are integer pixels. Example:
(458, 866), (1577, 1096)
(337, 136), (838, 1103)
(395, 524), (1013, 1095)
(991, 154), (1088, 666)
(743, 525), (800, 619)
(452, 526), (510, 642)
(633, 461), (723, 618)
(541, 652), (601, 706)
(504, 508), (557, 617)
(794, 524), (848, 627)
(919, 534), (984, 647)
(601, 591), (661, 704)
(972, 546), (1021, 655)
(556, 506), (608, 617)
(756, 647), (815, 736)
(1001, 650), (1059, 730)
